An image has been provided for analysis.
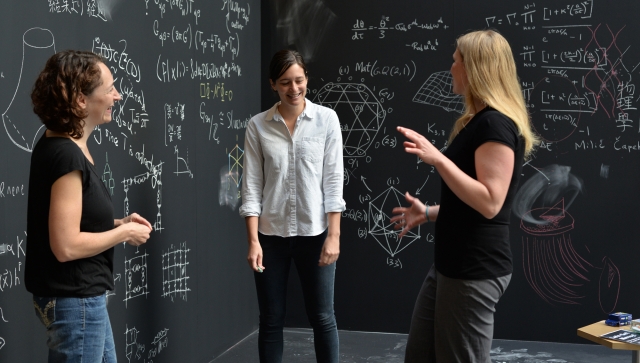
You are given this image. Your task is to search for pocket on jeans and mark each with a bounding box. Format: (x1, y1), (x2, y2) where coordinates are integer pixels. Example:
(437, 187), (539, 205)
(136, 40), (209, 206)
(33, 296), (56, 328)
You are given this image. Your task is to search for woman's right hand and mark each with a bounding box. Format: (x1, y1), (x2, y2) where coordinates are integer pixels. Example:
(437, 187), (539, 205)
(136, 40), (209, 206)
(123, 222), (152, 247)
(247, 241), (264, 272)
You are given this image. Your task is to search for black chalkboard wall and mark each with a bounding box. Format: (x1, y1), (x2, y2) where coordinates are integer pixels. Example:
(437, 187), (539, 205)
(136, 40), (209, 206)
(0, 1), (261, 362)
(263, 0), (640, 345)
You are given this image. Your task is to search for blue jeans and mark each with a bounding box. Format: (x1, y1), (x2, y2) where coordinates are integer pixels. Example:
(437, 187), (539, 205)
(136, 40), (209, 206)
(255, 230), (339, 363)
(33, 294), (116, 363)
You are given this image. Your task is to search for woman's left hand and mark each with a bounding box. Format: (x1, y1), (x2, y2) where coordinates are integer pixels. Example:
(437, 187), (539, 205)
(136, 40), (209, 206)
(397, 126), (443, 165)
(390, 192), (427, 238)
(319, 235), (340, 266)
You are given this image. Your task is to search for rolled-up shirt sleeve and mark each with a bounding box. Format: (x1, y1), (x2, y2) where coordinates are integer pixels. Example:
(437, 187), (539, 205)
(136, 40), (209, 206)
(239, 118), (264, 217)
(322, 110), (346, 213)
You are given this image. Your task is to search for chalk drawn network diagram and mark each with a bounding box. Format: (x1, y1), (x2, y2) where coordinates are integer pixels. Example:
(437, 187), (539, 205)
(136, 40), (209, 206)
(313, 82), (387, 158)
(368, 186), (421, 258)
(124, 250), (149, 307)
(125, 325), (169, 363)
(161, 242), (190, 302)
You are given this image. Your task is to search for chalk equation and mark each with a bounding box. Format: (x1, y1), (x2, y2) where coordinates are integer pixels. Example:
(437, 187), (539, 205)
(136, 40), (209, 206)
(143, 0), (201, 24)
(156, 55), (242, 83)
(164, 102), (185, 146)
(221, 0), (251, 33)
(337, 60), (417, 81)
(484, 0), (640, 154)
(351, 15), (449, 45)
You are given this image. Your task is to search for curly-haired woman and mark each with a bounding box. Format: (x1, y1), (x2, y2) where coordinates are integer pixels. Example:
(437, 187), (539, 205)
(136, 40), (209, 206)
(26, 50), (153, 363)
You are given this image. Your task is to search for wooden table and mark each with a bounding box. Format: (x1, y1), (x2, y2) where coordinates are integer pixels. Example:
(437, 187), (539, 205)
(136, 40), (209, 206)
(577, 320), (640, 363)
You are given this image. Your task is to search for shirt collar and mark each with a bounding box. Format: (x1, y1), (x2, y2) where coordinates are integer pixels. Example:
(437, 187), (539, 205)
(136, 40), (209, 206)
(266, 99), (314, 122)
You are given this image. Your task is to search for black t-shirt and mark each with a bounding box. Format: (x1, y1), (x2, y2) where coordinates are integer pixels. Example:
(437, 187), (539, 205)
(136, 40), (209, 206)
(25, 135), (115, 297)
(435, 107), (524, 279)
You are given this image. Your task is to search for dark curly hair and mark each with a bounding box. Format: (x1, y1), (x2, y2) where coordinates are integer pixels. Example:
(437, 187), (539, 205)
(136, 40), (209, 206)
(31, 50), (105, 139)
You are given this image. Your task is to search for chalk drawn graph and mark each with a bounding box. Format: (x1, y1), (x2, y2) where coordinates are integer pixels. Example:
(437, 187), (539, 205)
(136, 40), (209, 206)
(314, 82), (387, 158)
(174, 146), (194, 178)
(2, 27), (53, 152)
(513, 164), (620, 312)
(412, 71), (465, 113)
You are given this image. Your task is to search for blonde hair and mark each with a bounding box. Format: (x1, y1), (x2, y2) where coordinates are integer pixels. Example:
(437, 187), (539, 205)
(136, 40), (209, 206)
(449, 30), (538, 159)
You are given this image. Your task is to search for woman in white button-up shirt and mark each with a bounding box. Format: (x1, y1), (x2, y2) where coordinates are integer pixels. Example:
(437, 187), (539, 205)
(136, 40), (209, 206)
(239, 50), (346, 363)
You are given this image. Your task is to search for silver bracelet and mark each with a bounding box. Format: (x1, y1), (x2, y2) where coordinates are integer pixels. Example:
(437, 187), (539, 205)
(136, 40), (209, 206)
(425, 204), (430, 223)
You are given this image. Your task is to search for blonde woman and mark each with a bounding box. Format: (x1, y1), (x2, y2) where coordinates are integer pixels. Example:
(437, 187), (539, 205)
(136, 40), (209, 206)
(391, 30), (538, 363)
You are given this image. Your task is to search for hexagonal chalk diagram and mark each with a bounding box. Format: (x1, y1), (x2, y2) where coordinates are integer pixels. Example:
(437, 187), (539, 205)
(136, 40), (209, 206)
(313, 83), (386, 158)
(368, 186), (421, 257)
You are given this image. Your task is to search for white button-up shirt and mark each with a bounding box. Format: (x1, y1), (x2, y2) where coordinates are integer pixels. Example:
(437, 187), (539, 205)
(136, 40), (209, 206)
(239, 99), (346, 237)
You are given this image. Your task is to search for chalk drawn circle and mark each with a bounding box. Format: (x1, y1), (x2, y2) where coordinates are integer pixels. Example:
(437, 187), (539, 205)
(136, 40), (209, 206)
(23, 27), (55, 48)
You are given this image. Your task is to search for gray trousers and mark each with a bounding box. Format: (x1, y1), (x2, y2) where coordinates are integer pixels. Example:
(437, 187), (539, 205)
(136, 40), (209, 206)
(404, 265), (511, 363)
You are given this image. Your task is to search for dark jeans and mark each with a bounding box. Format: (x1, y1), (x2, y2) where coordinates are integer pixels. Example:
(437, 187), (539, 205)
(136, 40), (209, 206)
(254, 230), (339, 363)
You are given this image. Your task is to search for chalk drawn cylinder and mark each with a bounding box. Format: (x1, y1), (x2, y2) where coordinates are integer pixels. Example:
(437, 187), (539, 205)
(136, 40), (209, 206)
(2, 28), (55, 152)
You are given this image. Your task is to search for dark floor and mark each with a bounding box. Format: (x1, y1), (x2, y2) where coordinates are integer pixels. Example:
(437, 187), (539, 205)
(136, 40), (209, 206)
(211, 328), (632, 363)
